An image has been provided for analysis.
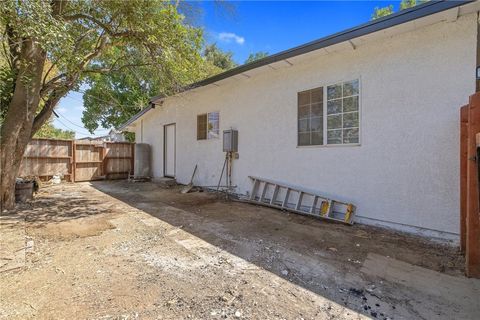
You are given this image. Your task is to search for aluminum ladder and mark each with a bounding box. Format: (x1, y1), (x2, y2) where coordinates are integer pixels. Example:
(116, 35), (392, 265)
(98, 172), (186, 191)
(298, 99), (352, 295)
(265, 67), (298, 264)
(247, 176), (356, 225)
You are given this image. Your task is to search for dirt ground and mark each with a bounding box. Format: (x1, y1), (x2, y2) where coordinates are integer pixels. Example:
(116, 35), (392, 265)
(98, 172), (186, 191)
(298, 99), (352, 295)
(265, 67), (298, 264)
(1, 181), (479, 319)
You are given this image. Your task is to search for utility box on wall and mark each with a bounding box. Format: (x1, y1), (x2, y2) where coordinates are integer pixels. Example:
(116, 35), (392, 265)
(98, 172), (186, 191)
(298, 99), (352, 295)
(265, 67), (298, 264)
(223, 129), (238, 152)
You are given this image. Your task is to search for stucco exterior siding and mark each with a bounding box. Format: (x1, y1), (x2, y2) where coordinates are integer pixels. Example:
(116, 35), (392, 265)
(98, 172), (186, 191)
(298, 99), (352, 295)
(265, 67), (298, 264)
(135, 14), (477, 238)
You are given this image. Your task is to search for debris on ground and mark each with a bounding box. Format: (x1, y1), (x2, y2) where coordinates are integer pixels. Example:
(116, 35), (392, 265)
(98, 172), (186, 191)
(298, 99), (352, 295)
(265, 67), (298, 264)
(0, 181), (477, 320)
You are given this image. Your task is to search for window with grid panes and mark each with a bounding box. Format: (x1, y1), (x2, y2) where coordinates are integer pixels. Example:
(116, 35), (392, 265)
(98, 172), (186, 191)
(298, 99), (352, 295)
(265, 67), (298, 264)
(297, 87), (323, 146)
(326, 80), (359, 144)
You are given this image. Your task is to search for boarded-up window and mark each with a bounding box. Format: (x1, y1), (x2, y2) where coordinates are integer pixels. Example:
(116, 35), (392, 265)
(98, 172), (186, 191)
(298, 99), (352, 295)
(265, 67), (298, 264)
(197, 112), (219, 140)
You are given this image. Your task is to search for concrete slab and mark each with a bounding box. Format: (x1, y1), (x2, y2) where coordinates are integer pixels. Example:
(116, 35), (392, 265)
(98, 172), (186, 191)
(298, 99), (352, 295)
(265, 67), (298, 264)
(361, 253), (480, 319)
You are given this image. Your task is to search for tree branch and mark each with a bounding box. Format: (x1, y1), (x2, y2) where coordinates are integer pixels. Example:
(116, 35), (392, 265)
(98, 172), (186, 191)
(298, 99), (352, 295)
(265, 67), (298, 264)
(32, 87), (69, 136)
(63, 13), (140, 38)
(41, 34), (108, 97)
(83, 63), (152, 74)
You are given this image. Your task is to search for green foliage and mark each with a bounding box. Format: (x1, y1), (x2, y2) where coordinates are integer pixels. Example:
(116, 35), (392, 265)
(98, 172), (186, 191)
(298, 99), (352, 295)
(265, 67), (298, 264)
(0, 59), (14, 127)
(400, 0), (429, 10)
(371, 0), (428, 20)
(204, 44), (237, 70)
(82, 39), (239, 132)
(81, 49), (164, 132)
(124, 132), (135, 142)
(245, 52), (269, 64)
(81, 46), (221, 133)
(34, 118), (75, 140)
(1, 0), (208, 134)
(400, 0), (418, 10)
(371, 5), (394, 20)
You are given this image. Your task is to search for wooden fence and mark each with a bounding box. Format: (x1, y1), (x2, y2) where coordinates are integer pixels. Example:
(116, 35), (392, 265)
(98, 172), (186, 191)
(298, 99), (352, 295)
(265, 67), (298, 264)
(19, 138), (134, 182)
(460, 92), (480, 278)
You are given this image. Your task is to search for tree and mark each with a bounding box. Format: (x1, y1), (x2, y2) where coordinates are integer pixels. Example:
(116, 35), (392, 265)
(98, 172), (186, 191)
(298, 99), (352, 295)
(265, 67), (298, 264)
(0, 0), (205, 209)
(400, 0), (428, 10)
(81, 46), (219, 133)
(245, 52), (269, 64)
(371, 5), (394, 20)
(204, 44), (237, 70)
(371, 0), (428, 20)
(34, 118), (75, 140)
(400, 0), (417, 10)
(81, 42), (236, 134)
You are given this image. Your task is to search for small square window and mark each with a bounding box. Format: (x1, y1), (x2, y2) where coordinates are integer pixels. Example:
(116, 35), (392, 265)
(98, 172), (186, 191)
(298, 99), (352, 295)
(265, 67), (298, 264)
(197, 112), (219, 140)
(327, 129), (342, 144)
(327, 99), (342, 115)
(343, 112), (359, 128)
(327, 84), (342, 100)
(343, 128), (359, 144)
(343, 96), (359, 112)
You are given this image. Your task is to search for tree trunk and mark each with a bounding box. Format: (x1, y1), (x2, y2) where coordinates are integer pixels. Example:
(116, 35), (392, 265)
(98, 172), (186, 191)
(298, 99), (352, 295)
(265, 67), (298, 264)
(0, 39), (46, 211)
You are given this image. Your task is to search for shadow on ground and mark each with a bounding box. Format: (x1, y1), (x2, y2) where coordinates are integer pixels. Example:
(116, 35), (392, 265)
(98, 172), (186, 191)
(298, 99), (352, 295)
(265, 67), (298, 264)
(89, 180), (468, 319)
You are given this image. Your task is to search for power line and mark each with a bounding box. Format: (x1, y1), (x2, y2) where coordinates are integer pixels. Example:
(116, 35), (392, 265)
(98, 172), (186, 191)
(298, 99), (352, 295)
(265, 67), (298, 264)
(52, 109), (110, 134)
(57, 87), (147, 134)
(55, 117), (105, 137)
(73, 89), (138, 115)
(57, 112), (109, 132)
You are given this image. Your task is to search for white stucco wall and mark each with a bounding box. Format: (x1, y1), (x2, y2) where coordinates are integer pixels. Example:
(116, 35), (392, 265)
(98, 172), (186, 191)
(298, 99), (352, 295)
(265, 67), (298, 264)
(135, 14), (477, 238)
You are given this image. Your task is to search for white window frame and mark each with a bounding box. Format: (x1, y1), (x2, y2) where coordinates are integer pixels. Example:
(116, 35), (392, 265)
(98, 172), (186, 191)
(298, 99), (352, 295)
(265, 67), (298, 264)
(197, 111), (220, 140)
(297, 78), (361, 147)
(207, 111), (220, 139)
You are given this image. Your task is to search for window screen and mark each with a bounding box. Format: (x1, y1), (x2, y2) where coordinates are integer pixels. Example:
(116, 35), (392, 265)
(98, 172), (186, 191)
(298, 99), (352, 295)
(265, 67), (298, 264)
(197, 114), (207, 140)
(298, 87), (323, 146)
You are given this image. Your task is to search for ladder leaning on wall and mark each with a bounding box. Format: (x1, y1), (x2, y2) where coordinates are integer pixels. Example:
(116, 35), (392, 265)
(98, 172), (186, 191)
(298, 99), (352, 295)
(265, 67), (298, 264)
(245, 176), (356, 225)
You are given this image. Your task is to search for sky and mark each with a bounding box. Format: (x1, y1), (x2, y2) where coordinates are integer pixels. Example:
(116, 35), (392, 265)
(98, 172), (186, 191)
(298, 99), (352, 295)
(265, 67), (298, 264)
(54, 0), (402, 139)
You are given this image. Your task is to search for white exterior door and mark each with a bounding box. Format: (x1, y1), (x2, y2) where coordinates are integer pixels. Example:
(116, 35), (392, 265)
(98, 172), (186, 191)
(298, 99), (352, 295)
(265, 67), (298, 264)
(164, 124), (176, 177)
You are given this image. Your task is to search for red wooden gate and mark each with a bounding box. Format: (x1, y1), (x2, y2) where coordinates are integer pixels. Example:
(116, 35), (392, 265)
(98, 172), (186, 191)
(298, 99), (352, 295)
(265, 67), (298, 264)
(460, 93), (480, 278)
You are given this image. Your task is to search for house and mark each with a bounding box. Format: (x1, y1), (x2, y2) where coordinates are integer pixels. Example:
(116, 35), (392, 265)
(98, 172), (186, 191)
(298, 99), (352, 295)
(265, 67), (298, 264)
(121, 1), (480, 241)
(78, 129), (126, 142)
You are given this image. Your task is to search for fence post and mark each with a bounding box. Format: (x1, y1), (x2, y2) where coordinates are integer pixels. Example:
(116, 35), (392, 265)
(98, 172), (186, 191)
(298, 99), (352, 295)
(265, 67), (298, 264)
(72, 140), (77, 182)
(101, 143), (107, 179)
(71, 140), (76, 182)
(466, 93), (480, 278)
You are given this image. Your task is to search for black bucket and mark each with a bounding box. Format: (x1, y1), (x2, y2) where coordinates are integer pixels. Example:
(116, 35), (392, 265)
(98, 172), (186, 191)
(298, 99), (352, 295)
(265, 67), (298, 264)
(15, 181), (34, 203)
